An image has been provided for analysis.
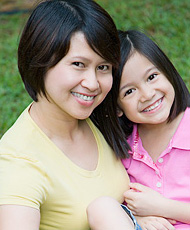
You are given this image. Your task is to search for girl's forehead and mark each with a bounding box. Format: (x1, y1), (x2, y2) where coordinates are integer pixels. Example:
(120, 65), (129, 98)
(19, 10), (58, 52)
(120, 53), (159, 86)
(124, 52), (154, 73)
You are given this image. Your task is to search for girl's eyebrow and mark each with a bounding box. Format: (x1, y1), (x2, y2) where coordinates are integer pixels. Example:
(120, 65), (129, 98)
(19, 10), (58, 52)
(119, 66), (158, 92)
(145, 66), (158, 74)
(119, 82), (134, 92)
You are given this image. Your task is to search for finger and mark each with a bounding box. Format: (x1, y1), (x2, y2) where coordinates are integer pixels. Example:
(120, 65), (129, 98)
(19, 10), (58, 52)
(124, 195), (135, 205)
(156, 217), (175, 230)
(167, 219), (176, 224)
(148, 221), (167, 230)
(129, 183), (149, 192)
(162, 220), (175, 230)
(143, 223), (157, 230)
(124, 197), (133, 204)
(123, 190), (136, 199)
(125, 204), (136, 214)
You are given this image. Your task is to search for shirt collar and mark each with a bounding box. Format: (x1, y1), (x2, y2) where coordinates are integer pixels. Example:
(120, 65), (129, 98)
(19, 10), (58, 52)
(128, 107), (190, 151)
(171, 107), (190, 149)
(127, 124), (138, 155)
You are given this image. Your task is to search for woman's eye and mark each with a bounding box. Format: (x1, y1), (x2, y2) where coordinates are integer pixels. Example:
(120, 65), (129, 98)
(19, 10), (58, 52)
(73, 62), (84, 67)
(124, 88), (135, 96)
(148, 73), (157, 81)
(98, 65), (110, 71)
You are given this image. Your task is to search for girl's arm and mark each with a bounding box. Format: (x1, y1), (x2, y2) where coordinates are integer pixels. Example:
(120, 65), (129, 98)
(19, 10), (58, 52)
(124, 183), (190, 224)
(0, 205), (40, 230)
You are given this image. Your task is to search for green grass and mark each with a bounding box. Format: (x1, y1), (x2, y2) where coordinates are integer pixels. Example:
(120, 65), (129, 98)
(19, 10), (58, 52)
(1, 0), (190, 137)
(97, 0), (190, 88)
(0, 13), (32, 137)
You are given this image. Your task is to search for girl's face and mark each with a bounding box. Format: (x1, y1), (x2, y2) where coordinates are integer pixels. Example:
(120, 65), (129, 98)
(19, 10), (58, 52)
(118, 52), (175, 126)
(40, 31), (113, 120)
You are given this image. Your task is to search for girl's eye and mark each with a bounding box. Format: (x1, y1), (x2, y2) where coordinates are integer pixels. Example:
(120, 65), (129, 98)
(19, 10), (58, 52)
(148, 73), (157, 82)
(73, 62), (84, 67)
(97, 65), (110, 71)
(124, 88), (135, 97)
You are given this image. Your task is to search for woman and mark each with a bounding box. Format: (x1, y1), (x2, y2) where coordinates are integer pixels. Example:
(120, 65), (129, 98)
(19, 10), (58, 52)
(0, 1), (132, 229)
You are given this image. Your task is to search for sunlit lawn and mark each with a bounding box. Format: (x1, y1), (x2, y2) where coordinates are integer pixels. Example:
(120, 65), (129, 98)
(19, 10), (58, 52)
(1, 0), (190, 137)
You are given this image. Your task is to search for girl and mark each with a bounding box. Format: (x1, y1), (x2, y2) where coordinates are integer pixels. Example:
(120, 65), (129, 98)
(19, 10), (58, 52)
(87, 29), (190, 230)
(116, 30), (190, 229)
(0, 1), (135, 229)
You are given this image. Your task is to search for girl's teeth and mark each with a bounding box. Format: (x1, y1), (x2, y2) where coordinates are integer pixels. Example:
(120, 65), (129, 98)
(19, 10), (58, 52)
(144, 99), (162, 112)
(72, 92), (94, 101)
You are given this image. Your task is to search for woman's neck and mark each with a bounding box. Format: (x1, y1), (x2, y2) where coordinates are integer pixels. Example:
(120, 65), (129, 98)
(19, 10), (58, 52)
(29, 101), (83, 141)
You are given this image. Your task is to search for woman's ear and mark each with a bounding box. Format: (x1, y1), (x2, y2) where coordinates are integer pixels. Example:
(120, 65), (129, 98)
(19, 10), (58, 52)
(117, 107), (123, 117)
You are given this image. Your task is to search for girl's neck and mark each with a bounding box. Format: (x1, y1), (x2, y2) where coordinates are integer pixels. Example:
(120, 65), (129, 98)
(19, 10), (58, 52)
(137, 112), (184, 162)
(138, 111), (184, 136)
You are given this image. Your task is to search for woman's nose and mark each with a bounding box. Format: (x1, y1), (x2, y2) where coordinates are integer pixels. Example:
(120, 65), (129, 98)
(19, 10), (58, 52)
(81, 70), (99, 91)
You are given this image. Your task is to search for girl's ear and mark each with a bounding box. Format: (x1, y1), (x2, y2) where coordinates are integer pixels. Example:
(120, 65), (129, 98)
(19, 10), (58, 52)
(117, 107), (123, 117)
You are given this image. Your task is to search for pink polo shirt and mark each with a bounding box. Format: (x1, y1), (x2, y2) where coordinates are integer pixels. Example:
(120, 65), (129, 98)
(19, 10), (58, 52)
(122, 107), (190, 229)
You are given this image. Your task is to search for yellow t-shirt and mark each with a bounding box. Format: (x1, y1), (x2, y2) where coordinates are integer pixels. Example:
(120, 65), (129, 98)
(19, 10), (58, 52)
(0, 106), (130, 230)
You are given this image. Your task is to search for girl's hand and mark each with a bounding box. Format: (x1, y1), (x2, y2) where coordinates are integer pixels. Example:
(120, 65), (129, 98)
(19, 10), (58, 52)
(135, 216), (176, 230)
(124, 183), (168, 216)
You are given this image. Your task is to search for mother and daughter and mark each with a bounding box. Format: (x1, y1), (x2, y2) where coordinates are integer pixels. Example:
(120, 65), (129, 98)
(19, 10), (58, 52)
(0, 0), (190, 230)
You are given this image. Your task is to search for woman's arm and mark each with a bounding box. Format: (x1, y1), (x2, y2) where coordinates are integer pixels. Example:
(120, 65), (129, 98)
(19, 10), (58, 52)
(124, 183), (190, 224)
(0, 205), (40, 230)
(87, 196), (136, 230)
(135, 216), (176, 230)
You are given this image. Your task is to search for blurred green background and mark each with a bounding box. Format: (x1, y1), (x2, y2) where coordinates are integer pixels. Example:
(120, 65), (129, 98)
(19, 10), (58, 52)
(0, 0), (190, 138)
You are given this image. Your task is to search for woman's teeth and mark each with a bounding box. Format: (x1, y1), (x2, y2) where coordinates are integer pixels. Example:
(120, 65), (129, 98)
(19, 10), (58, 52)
(72, 92), (94, 101)
(143, 98), (162, 112)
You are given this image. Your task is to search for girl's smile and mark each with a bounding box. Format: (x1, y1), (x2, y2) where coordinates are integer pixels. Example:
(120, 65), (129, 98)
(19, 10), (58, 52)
(142, 97), (163, 113)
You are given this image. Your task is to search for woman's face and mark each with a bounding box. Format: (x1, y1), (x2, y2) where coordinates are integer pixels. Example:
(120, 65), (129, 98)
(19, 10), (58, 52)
(41, 31), (113, 120)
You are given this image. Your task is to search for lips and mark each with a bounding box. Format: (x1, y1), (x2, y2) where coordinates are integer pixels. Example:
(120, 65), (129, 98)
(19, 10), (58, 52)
(142, 97), (163, 112)
(71, 92), (95, 101)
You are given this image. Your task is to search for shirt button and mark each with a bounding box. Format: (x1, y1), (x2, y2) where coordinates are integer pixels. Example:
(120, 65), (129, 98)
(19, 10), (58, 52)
(156, 182), (162, 188)
(158, 158), (164, 163)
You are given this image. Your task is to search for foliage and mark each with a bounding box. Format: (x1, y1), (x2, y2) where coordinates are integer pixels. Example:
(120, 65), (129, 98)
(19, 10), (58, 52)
(1, 0), (190, 137)
(0, 13), (31, 137)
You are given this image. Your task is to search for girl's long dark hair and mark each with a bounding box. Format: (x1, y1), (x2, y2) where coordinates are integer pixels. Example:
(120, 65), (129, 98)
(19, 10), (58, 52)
(92, 29), (190, 159)
(115, 30), (190, 138)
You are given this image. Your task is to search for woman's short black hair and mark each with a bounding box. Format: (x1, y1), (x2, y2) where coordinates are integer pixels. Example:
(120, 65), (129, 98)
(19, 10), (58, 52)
(18, 0), (120, 102)
(18, 0), (131, 159)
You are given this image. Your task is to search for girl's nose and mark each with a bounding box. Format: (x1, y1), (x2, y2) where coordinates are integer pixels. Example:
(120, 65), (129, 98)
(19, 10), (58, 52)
(140, 85), (155, 102)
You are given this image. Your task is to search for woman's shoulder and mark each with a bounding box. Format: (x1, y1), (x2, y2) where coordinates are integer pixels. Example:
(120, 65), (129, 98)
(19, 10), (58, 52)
(0, 105), (44, 160)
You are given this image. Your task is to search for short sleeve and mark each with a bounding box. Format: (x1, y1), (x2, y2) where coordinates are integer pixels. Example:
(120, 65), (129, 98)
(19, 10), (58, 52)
(0, 153), (49, 210)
